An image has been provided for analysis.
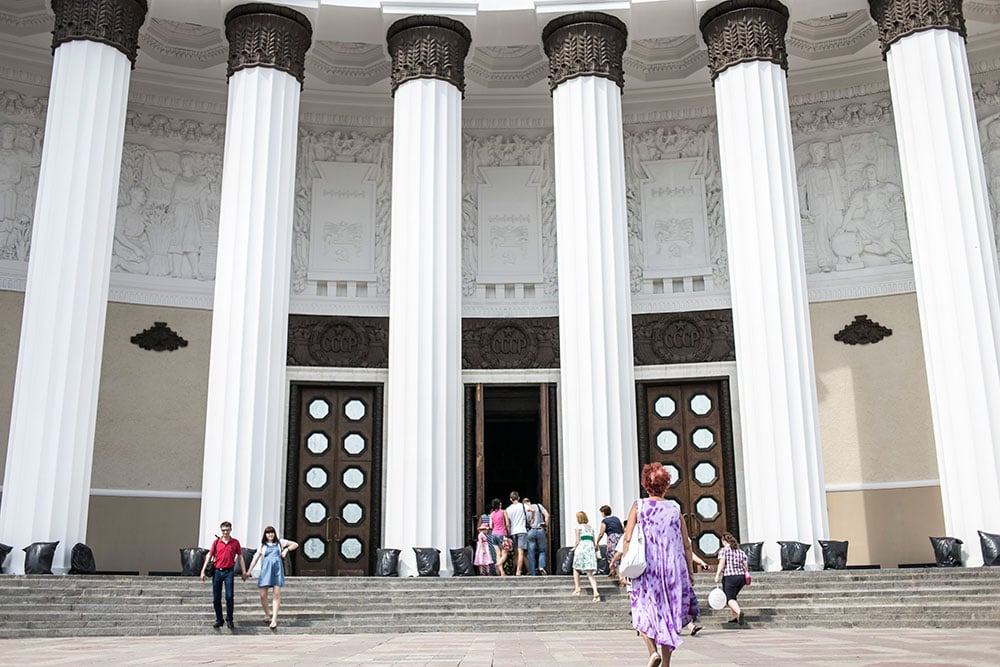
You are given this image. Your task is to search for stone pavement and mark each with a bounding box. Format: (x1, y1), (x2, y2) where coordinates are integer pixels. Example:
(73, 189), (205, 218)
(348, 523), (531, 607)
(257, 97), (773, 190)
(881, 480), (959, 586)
(3, 627), (999, 665)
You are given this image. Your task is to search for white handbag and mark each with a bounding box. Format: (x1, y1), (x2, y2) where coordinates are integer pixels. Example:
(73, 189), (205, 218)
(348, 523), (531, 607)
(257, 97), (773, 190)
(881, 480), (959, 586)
(708, 585), (727, 610)
(618, 500), (647, 579)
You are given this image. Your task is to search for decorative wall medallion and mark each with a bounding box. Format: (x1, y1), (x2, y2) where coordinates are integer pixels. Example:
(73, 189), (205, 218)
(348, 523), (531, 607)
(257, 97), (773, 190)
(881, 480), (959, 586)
(463, 318), (558, 369)
(633, 311), (736, 365)
(307, 318), (369, 367)
(834, 314), (893, 345)
(130, 321), (188, 351)
(288, 315), (388, 367)
(224, 3), (313, 85)
(869, 0), (966, 57)
(542, 12), (628, 92)
(51, 0), (148, 66)
(698, 0), (790, 82)
(478, 322), (538, 368)
(385, 15), (472, 96)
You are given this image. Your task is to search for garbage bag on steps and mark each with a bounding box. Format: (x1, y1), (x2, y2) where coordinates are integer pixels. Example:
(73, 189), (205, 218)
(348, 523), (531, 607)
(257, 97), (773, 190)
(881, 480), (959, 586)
(819, 540), (848, 570)
(413, 547), (441, 576)
(0, 542), (12, 572)
(450, 547), (475, 576)
(555, 546), (574, 575)
(739, 542), (764, 572)
(68, 543), (96, 574)
(180, 547), (209, 576)
(929, 536), (963, 567)
(778, 541), (810, 571)
(979, 531), (1000, 567)
(375, 548), (400, 576)
(24, 541), (59, 574)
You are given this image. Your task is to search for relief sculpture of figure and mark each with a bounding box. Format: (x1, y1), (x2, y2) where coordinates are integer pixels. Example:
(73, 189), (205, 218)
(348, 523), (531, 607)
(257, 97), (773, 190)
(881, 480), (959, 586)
(798, 141), (845, 272)
(983, 118), (1000, 242)
(0, 124), (41, 260)
(111, 185), (151, 274)
(149, 152), (209, 279)
(831, 163), (910, 269)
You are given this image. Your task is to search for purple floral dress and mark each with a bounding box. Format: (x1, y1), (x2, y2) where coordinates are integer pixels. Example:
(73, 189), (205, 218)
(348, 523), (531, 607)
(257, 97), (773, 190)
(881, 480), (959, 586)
(629, 498), (696, 650)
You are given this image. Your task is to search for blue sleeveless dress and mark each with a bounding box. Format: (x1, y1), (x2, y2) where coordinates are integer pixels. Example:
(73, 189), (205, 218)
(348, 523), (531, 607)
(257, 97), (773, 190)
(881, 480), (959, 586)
(257, 543), (285, 587)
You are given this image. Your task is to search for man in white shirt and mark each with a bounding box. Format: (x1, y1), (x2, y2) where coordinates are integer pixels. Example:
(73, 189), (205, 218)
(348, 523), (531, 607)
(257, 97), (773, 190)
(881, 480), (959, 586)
(505, 491), (531, 575)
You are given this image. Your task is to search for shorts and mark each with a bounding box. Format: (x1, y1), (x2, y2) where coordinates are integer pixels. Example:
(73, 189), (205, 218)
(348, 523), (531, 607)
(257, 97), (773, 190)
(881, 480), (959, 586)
(513, 533), (528, 549)
(722, 574), (746, 601)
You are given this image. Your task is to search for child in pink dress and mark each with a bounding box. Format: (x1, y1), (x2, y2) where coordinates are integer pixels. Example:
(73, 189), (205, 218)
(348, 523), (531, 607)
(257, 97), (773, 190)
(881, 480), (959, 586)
(473, 514), (494, 575)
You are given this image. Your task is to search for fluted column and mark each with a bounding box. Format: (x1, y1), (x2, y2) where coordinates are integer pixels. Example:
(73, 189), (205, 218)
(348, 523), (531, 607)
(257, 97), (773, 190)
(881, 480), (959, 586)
(543, 13), (639, 548)
(0, 0), (146, 574)
(382, 16), (469, 576)
(870, 0), (1000, 566)
(700, 1), (828, 570)
(198, 4), (311, 547)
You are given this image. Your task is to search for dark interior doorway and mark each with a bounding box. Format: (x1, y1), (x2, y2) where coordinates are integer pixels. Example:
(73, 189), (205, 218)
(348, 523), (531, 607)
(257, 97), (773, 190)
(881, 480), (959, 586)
(483, 385), (541, 503)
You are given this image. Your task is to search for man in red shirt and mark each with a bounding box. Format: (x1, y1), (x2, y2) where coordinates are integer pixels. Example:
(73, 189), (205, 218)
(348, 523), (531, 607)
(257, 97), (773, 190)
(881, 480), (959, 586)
(200, 521), (248, 628)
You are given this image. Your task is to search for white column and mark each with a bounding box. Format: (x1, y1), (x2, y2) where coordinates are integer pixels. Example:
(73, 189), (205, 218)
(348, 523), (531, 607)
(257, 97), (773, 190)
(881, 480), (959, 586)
(543, 14), (639, 548)
(0, 36), (136, 574)
(198, 5), (311, 547)
(877, 13), (1000, 565)
(701, 1), (828, 570)
(382, 17), (469, 576)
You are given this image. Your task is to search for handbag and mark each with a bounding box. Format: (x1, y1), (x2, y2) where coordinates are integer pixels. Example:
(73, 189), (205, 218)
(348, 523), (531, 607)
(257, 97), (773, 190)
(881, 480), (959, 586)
(204, 541), (216, 576)
(618, 500), (647, 579)
(745, 572), (752, 585)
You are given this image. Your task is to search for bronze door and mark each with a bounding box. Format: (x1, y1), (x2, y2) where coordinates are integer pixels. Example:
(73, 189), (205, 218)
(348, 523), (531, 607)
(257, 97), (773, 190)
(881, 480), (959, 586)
(641, 380), (736, 565)
(288, 384), (382, 576)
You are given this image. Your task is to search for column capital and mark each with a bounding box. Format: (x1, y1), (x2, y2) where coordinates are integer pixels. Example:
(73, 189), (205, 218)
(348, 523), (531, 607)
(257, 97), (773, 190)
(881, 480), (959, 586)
(50, 0), (148, 66)
(224, 3), (313, 86)
(868, 0), (966, 57)
(541, 12), (627, 93)
(386, 15), (471, 97)
(698, 0), (789, 82)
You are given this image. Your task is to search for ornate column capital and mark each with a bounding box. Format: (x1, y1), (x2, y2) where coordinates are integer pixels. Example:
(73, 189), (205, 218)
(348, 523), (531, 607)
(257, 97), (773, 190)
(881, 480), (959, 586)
(224, 3), (313, 87)
(868, 0), (966, 57)
(50, 0), (148, 67)
(698, 0), (789, 82)
(386, 15), (472, 97)
(541, 12), (628, 93)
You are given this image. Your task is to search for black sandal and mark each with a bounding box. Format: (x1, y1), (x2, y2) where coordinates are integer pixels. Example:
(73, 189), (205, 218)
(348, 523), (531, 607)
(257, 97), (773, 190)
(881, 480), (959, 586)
(691, 625), (703, 636)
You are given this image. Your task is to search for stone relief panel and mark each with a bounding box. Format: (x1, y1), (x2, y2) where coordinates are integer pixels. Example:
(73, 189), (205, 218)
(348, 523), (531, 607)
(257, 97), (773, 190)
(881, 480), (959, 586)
(0, 121), (41, 261)
(979, 111), (1000, 242)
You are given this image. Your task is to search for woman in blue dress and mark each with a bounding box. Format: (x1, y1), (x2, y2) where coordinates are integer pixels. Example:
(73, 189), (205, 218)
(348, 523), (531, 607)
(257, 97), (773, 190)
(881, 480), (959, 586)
(247, 526), (299, 629)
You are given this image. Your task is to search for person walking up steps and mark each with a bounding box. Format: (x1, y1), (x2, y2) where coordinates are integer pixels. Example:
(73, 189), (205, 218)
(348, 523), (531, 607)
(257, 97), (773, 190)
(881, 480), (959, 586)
(714, 532), (749, 626)
(571, 511), (601, 602)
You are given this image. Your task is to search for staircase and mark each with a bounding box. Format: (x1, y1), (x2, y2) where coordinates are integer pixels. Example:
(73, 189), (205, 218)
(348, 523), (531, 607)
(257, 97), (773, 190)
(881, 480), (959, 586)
(1, 567), (998, 638)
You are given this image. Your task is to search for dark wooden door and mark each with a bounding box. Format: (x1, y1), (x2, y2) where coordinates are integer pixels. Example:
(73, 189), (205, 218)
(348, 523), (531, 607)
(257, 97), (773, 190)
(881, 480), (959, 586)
(289, 384), (382, 576)
(641, 381), (734, 564)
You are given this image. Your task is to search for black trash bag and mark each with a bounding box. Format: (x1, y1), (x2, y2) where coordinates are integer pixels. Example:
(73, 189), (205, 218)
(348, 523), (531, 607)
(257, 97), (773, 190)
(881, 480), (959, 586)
(68, 543), (96, 574)
(375, 548), (400, 576)
(0, 542), (12, 572)
(450, 547), (475, 576)
(23, 541), (59, 574)
(778, 541), (810, 570)
(595, 545), (609, 576)
(978, 531), (1000, 567)
(555, 546), (574, 575)
(819, 540), (849, 570)
(241, 547), (256, 571)
(739, 542), (764, 572)
(180, 547), (209, 576)
(930, 536), (963, 567)
(413, 547), (441, 576)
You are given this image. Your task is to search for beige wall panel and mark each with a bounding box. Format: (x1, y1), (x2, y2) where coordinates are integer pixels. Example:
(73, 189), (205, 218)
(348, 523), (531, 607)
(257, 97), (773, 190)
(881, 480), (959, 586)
(0, 290), (22, 476)
(87, 495), (200, 573)
(827, 486), (945, 567)
(91, 302), (212, 490)
(811, 294), (938, 485)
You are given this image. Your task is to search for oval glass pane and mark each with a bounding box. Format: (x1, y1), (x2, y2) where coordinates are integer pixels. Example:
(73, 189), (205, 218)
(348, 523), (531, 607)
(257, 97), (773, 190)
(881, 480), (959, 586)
(344, 399), (366, 421)
(698, 532), (721, 556)
(692, 427), (715, 450)
(303, 537), (325, 559)
(343, 433), (366, 455)
(689, 394), (712, 416)
(306, 432), (329, 455)
(308, 399), (330, 420)
(340, 537), (363, 560)
(693, 461), (717, 485)
(305, 466), (329, 489)
(663, 463), (681, 487)
(653, 396), (676, 418)
(342, 467), (365, 490)
(655, 429), (679, 452)
(695, 496), (720, 521)
(304, 501), (327, 524)
(341, 502), (364, 525)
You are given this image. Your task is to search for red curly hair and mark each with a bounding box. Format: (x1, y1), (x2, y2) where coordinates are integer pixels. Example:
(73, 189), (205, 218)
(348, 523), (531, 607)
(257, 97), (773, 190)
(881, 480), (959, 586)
(641, 462), (672, 496)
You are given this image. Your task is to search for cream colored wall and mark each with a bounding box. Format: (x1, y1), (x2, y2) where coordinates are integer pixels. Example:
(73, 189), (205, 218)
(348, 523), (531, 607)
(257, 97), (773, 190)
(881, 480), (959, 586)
(0, 290), (21, 476)
(87, 496), (200, 573)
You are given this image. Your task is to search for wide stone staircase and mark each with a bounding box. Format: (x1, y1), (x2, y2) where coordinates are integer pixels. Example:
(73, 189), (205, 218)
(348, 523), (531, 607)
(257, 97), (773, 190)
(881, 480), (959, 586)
(1, 567), (998, 637)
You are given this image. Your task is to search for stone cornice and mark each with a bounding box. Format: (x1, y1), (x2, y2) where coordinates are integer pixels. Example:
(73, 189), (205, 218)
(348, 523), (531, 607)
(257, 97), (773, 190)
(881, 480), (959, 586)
(385, 15), (472, 96)
(869, 0), (966, 57)
(51, 0), (148, 67)
(699, 0), (790, 82)
(542, 12), (628, 92)
(224, 3), (313, 86)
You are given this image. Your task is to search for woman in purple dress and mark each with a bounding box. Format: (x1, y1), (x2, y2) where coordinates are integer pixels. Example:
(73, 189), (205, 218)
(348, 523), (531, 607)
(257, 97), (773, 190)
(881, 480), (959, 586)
(622, 462), (696, 667)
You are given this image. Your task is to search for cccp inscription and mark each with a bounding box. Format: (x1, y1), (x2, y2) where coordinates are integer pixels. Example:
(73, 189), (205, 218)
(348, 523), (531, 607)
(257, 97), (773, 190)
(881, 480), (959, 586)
(308, 320), (367, 366)
(653, 318), (711, 362)
(481, 324), (537, 367)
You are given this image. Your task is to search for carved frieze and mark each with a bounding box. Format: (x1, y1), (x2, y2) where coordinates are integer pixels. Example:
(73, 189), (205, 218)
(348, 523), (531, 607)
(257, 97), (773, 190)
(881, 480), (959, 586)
(224, 3), (313, 86)
(834, 314), (893, 345)
(869, 0), (966, 57)
(130, 321), (188, 351)
(51, 0), (148, 66)
(541, 12), (628, 92)
(0, 121), (41, 262)
(698, 0), (790, 82)
(385, 15), (472, 96)
(287, 315), (389, 367)
(632, 311), (736, 365)
(462, 318), (559, 369)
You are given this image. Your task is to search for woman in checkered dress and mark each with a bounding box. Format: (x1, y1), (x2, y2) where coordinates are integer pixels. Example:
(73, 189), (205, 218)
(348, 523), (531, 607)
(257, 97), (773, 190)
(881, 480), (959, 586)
(713, 532), (748, 625)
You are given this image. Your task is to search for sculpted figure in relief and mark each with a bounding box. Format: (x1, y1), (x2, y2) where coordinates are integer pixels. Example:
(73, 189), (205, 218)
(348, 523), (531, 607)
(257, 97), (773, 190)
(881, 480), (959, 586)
(111, 184), (151, 274)
(831, 163), (910, 269)
(797, 141), (846, 272)
(148, 153), (210, 279)
(0, 123), (41, 260)
(983, 116), (1000, 243)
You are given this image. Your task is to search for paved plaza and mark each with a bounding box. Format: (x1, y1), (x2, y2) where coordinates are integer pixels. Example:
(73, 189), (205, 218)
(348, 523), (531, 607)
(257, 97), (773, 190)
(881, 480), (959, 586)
(3, 627), (999, 665)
